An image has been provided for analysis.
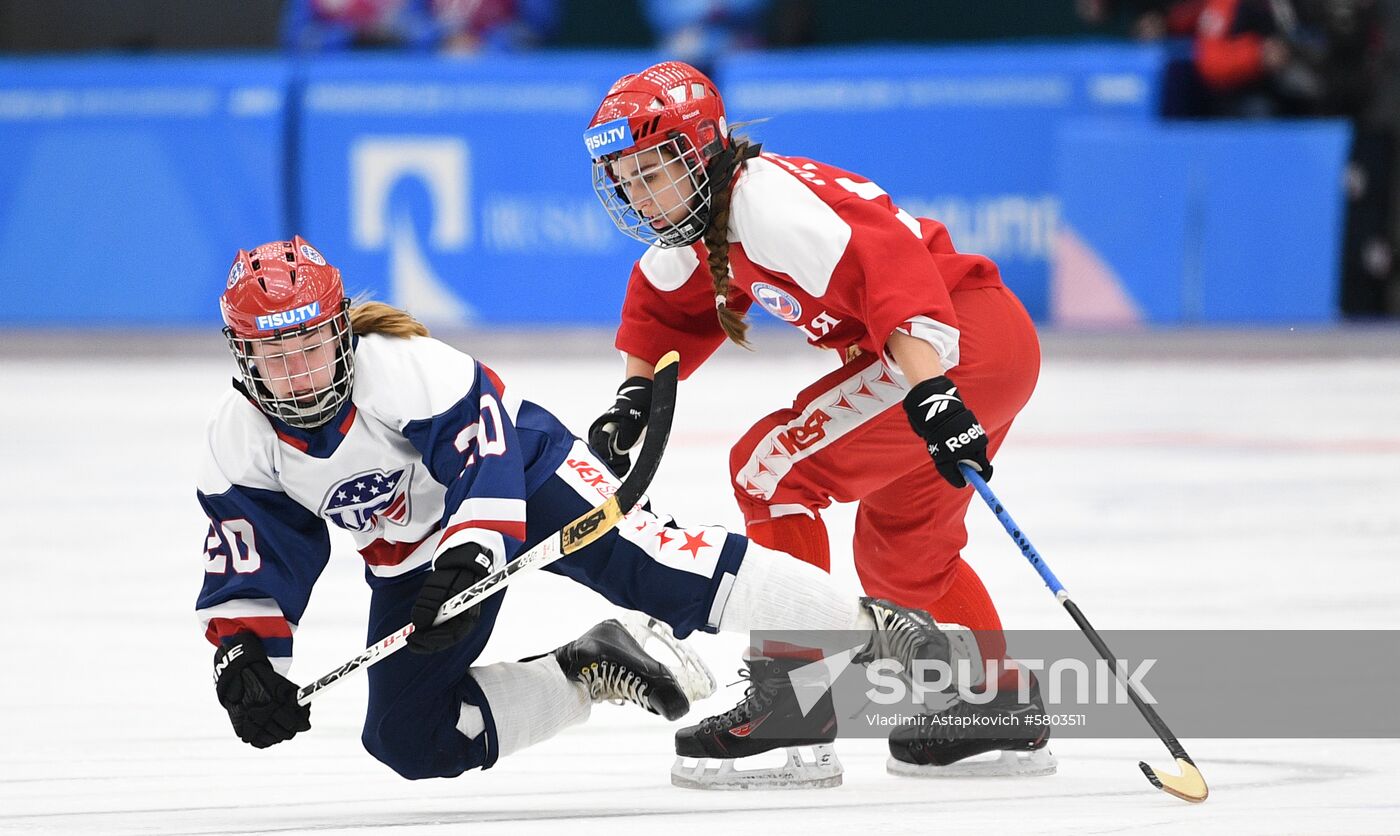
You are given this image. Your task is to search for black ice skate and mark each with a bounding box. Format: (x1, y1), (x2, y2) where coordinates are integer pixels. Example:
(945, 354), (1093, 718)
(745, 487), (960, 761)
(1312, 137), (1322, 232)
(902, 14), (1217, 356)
(887, 673), (1057, 778)
(672, 655), (842, 790)
(551, 619), (690, 721)
(857, 596), (953, 667)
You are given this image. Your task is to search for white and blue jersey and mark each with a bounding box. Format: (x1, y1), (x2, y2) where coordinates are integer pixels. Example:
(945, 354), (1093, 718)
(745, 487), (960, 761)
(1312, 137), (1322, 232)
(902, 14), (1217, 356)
(195, 333), (747, 781)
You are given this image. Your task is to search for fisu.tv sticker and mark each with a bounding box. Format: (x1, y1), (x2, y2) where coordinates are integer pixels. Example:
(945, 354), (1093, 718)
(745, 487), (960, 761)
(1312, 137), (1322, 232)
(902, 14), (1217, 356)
(583, 117), (634, 159)
(751, 282), (803, 323)
(300, 244), (326, 265)
(255, 301), (321, 331)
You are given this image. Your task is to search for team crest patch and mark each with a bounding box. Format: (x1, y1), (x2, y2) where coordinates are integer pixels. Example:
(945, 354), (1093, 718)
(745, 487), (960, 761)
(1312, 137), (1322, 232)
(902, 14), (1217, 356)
(321, 465), (414, 532)
(751, 282), (803, 323)
(227, 261), (245, 289)
(300, 243), (326, 265)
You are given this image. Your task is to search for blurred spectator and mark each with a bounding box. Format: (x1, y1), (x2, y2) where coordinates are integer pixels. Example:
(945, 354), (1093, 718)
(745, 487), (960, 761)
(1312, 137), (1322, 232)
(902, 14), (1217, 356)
(1076, 0), (1205, 40)
(436, 0), (559, 53)
(282, 0), (557, 53)
(1192, 0), (1395, 315)
(282, 0), (440, 51)
(642, 0), (770, 74)
(1194, 0), (1384, 118)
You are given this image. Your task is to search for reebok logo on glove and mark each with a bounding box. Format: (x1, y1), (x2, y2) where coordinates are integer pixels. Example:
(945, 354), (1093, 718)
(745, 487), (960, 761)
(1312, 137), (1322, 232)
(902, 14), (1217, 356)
(940, 423), (986, 452)
(917, 390), (961, 421)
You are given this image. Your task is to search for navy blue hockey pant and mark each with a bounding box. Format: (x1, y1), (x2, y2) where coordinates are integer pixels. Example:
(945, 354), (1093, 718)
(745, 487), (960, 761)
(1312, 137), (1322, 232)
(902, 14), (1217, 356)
(360, 441), (747, 779)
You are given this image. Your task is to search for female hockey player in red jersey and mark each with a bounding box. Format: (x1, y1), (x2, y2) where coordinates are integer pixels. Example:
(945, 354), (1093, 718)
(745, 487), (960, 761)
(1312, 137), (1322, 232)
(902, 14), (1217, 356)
(583, 61), (1052, 776)
(197, 236), (953, 788)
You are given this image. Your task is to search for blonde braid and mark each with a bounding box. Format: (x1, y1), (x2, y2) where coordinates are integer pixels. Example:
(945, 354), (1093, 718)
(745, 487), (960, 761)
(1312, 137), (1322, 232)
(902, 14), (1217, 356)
(349, 301), (430, 338)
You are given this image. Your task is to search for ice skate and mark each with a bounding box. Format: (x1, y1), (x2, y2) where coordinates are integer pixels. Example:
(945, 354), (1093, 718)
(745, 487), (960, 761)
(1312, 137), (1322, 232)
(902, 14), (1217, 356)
(617, 612), (718, 702)
(856, 596), (952, 673)
(552, 619), (690, 721)
(672, 655), (843, 790)
(886, 674), (1056, 778)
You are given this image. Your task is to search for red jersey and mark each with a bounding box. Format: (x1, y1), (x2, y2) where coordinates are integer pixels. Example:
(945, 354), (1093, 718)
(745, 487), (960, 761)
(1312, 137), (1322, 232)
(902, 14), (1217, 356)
(615, 153), (1004, 379)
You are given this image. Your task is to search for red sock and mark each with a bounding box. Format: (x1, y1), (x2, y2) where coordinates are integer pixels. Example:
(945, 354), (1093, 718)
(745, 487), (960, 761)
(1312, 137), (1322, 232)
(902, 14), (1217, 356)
(924, 560), (1018, 689)
(746, 513), (831, 573)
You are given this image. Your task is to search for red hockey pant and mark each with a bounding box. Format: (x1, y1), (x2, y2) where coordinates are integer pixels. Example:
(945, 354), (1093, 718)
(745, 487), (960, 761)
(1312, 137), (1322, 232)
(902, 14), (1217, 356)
(729, 285), (1040, 640)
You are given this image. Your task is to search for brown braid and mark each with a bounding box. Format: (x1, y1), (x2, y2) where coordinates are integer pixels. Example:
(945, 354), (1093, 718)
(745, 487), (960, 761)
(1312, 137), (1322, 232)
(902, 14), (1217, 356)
(703, 137), (760, 348)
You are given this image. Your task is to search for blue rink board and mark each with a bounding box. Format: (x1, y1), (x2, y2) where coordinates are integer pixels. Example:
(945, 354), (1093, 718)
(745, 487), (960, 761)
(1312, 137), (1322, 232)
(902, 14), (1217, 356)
(716, 43), (1167, 320)
(296, 51), (661, 327)
(0, 57), (290, 325)
(1055, 120), (1350, 323)
(0, 46), (1350, 327)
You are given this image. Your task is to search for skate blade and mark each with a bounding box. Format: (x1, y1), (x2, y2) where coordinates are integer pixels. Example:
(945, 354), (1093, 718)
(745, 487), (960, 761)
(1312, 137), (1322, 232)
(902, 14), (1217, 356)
(886, 747), (1057, 778)
(672, 744), (843, 790)
(618, 612), (717, 702)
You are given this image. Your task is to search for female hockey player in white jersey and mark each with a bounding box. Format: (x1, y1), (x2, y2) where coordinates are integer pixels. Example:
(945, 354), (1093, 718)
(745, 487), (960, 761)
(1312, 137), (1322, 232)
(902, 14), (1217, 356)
(196, 236), (953, 787)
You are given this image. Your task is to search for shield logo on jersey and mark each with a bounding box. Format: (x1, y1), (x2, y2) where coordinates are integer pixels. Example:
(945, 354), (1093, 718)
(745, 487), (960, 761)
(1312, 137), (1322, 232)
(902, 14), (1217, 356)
(751, 282), (803, 323)
(321, 465), (414, 532)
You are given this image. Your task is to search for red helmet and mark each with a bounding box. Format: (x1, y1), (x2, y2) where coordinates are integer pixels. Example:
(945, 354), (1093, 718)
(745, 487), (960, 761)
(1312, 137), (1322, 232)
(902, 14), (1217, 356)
(584, 61), (732, 248)
(220, 236), (354, 429)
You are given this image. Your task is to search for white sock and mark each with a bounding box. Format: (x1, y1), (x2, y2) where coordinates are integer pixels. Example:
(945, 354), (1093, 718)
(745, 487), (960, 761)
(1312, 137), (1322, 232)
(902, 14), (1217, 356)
(462, 655), (590, 760)
(717, 543), (875, 633)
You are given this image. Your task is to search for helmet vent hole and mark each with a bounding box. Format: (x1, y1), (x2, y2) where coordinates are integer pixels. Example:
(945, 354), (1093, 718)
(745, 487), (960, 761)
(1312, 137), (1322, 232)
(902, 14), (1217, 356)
(284, 251), (296, 263)
(250, 258), (261, 271)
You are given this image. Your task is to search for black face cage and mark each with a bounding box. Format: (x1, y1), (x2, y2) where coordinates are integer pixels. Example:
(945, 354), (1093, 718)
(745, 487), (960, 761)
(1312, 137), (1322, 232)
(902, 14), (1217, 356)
(225, 300), (355, 429)
(590, 134), (713, 248)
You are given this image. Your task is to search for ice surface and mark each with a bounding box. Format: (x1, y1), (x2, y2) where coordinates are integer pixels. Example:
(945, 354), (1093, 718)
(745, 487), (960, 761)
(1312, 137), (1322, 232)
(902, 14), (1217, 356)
(2, 328), (1397, 835)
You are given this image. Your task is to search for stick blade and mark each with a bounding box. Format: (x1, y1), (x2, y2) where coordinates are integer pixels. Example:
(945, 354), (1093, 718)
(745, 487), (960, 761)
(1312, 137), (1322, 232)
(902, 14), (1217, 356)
(1140, 757), (1209, 803)
(613, 350), (680, 513)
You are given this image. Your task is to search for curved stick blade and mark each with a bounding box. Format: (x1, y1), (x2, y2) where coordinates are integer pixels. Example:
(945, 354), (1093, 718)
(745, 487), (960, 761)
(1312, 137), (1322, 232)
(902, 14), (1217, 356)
(1140, 757), (1209, 803)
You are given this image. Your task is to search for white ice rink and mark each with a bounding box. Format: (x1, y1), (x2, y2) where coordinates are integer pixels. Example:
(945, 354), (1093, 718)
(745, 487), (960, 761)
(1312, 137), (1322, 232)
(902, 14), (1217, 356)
(2, 327), (1398, 835)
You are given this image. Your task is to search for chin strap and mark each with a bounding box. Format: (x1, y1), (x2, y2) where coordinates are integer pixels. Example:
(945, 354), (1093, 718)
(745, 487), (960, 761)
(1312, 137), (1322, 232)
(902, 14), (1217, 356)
(703, 140), (763, 207)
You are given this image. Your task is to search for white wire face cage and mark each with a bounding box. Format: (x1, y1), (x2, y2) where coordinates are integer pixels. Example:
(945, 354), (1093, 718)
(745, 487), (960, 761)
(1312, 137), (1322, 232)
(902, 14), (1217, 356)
(591, 135), (713, 249)
(225, 304), (355, 429)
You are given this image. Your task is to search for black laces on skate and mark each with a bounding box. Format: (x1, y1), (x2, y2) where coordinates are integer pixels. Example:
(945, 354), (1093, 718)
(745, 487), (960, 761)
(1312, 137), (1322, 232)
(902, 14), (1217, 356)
(698, 664), (781, 734)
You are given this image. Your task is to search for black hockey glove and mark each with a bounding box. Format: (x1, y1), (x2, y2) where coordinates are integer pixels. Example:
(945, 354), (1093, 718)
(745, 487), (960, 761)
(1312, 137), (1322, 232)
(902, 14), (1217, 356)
(407, 542), (495, 655)
(588, 375), (653, 477)
(213, 632), (311, 749)
(902, 375), (992, 489)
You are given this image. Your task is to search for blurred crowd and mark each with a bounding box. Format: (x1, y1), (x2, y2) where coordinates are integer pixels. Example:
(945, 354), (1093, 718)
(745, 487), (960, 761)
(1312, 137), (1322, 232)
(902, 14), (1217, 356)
(1076, 0), (1388, 119)
(280, 0), (559, 54)
(279, 0), (803, 71)
(1077, 0), (1397, 315)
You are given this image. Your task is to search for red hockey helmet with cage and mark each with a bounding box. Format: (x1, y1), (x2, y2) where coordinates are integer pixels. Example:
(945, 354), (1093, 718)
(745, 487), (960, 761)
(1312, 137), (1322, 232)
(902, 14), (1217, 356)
(220, 236), (355, 429)
(586, 61), (730, 165)
(584, 61), (732, 248)
(221, 235), (344, 337)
